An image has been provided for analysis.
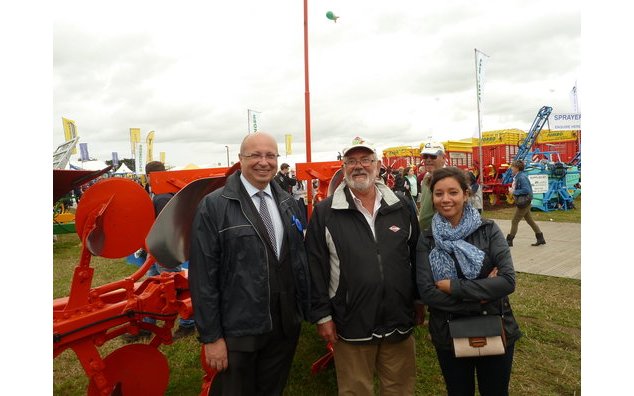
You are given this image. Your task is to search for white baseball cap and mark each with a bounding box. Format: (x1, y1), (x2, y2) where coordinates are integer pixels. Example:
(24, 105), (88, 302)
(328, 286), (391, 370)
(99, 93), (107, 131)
(342, 136), (376, 156)
(421, 141), (445, 156)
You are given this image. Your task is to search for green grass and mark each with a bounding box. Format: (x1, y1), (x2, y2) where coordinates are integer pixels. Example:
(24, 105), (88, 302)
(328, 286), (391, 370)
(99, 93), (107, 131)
(482, 195), (581, 223)
(53, 201), (581, 395)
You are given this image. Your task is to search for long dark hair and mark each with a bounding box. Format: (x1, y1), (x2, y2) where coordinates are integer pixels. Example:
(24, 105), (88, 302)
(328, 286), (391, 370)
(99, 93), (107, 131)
(430, 167), (470, 194)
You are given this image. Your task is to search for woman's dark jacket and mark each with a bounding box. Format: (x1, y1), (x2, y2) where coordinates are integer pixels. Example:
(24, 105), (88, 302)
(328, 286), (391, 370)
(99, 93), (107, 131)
(416, 219), (522, 351)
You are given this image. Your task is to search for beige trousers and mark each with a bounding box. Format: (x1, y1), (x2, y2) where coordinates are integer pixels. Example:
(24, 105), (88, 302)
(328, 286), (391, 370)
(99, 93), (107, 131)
(332, 335), (416, 396)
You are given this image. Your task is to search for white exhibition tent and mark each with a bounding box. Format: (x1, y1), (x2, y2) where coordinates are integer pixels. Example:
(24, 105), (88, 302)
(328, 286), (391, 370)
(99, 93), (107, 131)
(114, 163), (134, 174)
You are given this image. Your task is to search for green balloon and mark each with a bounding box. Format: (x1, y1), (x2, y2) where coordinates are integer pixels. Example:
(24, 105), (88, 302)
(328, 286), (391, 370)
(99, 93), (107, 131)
(326, 11), (337, 21)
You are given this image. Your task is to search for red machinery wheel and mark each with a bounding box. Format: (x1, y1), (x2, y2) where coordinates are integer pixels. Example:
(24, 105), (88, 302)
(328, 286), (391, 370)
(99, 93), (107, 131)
(75, 178), (154, 258)
(87, 344), (169, 395)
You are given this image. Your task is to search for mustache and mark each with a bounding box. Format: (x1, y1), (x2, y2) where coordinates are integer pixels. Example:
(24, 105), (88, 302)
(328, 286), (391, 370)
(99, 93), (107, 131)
(351, 170), (368, 177)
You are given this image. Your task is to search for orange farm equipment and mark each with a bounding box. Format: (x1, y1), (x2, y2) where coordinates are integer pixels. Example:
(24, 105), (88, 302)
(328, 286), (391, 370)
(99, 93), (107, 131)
(53, 160), (347, 394)
(53, 164), (239, 395)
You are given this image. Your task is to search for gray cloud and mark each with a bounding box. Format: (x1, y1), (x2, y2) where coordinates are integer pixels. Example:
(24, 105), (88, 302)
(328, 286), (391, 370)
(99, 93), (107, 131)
(53, 1), (580, 167)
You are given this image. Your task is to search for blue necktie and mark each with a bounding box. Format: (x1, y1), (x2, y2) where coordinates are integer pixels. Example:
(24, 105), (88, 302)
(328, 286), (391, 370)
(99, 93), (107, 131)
(257, 191), (278, 257)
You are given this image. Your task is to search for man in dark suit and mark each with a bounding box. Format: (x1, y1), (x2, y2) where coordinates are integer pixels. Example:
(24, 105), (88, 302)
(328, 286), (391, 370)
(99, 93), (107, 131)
(189, 132), (310, 395)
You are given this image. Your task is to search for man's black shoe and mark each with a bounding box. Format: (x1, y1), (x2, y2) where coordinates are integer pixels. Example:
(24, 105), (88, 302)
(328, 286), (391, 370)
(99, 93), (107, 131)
(121, 329), (151, 343)
(172, 326), (196, 340)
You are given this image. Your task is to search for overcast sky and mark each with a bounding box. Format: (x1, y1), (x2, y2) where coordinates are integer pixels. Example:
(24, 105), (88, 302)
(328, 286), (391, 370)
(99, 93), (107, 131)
(4, 2), (633, 390)
(52, 0), (581, 168)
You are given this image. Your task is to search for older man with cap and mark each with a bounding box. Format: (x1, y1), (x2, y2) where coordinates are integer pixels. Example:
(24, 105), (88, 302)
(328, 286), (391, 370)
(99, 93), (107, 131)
(418, 141), (447, 231)
(305, 137), (423, 395)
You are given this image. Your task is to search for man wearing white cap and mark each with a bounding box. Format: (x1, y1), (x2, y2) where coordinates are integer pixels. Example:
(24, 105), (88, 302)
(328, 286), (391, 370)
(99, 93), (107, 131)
(418, 141), (446, 230)
(306, 137), (423, 395)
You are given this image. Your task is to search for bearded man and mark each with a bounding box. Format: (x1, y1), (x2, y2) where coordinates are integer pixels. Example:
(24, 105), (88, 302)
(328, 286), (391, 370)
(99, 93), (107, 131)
(305, 137), (423, 395)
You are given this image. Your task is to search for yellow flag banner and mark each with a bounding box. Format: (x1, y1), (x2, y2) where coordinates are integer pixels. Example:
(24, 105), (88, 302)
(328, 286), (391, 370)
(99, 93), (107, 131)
(146, 130), (155, 163)
(285, 134), (292, 155)
(130, 128), (141, 158)
(62, 117), (78, 154)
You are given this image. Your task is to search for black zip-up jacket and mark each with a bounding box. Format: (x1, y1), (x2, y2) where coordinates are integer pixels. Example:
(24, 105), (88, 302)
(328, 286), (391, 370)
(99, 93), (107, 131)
(188, 171), (310, 344)
(416, 219), (522, 350)
(305, 181), (420, 343)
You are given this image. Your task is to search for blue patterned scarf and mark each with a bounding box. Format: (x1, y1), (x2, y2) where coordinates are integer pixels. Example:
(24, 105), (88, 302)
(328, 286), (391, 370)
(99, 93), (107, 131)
(429, 203), (485, 282)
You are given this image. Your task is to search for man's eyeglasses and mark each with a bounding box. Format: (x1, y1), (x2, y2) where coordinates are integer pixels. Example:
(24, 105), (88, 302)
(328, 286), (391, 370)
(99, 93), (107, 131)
(241, 153), (280, 161)
(422, 154), (438, 160)
(344, 158), (375, 167)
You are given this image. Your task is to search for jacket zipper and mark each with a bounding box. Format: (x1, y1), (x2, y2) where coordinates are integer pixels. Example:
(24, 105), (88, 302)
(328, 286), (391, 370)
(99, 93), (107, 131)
(229, 195), (273, 331)
(367, 211), (386, 336)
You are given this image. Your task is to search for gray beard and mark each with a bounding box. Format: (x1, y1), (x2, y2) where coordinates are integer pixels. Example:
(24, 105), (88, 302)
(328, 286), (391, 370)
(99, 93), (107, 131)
(344, 173), (373, 191)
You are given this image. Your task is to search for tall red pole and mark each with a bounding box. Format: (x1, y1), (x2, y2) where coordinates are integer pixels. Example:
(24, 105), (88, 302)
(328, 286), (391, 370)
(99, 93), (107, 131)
(304, 0), (314, 217)
(304, 0), (312, 163)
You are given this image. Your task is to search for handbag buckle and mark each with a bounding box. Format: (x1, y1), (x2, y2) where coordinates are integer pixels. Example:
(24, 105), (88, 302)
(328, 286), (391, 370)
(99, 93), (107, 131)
(468, 337), (487, 348)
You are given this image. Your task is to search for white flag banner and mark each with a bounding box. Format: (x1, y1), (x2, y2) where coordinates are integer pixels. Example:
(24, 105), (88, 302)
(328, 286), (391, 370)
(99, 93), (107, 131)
(475, 49), (489, 106)
(135, 143), (146, 175)
(569, 83), (579, 113)
(248, 109), (262, 133)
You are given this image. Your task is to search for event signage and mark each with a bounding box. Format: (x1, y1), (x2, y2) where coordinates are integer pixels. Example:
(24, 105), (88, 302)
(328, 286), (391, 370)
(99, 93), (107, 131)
(550, 113), (581, 130)
(135, 143), (145, 175)
(528, 174), (549, 194)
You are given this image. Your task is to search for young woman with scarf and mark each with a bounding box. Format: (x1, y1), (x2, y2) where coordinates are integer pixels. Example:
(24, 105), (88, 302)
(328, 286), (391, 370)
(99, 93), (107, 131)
(416, 167), (522, 396)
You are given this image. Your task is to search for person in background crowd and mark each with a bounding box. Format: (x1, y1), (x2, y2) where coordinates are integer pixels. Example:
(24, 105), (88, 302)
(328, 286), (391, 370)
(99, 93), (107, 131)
(416, 165), (426, 210)
(392, 166), (410, 194)
(417, 165), (427, 187)
(189, 132), (310, 395)
(290, 169), (308, 224)
(416, 167), (521, 396)
(506, 160), (545, 247)
(405, 166), (418, 205)
(274, 162), (297, 195)
(418, 142), (447, 231)
(466, 171), (483, 214)
(306, 136), (423, 395)
(384, 165), (395, 189)
(73, 186), (83, 205)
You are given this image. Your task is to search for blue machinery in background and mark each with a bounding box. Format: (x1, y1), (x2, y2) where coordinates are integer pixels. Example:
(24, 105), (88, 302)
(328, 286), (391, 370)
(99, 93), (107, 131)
(501, 106), (580, 212)
(502, 105), (553, 185)
(523, 150), (580, 212)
